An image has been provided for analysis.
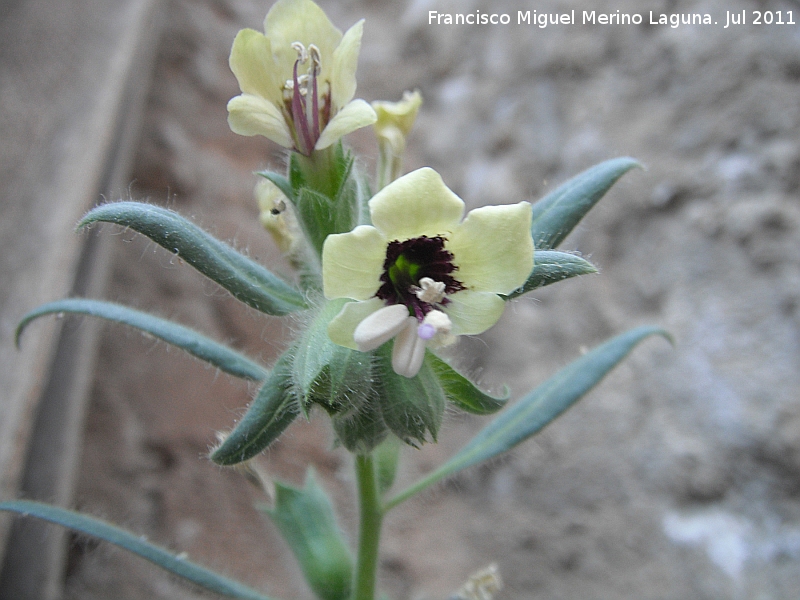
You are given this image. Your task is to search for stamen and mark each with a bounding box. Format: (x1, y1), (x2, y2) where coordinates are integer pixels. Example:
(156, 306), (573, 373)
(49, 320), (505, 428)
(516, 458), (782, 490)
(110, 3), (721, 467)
(353, 304), (410, 352)
(419, 310), (455, 347)
(308, 45), (322, 143)
(291, 41), (308, 63)
(392, 317), (427, 378)
(291, 46), (314, 155)
(415, 277), (446, 304)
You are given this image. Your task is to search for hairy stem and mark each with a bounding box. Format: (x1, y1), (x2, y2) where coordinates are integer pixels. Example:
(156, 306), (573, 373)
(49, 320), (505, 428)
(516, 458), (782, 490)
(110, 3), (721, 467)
(353, 453), (383, 600)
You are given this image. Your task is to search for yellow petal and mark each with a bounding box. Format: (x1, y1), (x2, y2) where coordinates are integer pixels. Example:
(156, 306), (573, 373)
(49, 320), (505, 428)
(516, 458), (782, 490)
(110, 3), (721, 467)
(264, 0), (342, 80)
(229, 28), (282, 105)
(227, 94), (293, 148)
(330, 19), (364, 110)
(328, 298), (384, 349)
(443, 291), (506, 336)
(447, 202), (534, 294)
(322, 225), (386, 300)
(372, 90), (423, 137)
(369, 167), (465, 240)
(315, 99), (377, 150)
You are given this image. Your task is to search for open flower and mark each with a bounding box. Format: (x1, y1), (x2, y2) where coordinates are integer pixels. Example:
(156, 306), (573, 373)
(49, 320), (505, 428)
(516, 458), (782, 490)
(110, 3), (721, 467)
(227, 0), (377, 155)
(322, 168), (533, 378)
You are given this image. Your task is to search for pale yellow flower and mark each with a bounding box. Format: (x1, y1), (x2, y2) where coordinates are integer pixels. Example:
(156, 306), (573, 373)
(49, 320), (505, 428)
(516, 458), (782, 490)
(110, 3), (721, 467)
(322, 168), (534, 378)
(227, 0), (376, 155)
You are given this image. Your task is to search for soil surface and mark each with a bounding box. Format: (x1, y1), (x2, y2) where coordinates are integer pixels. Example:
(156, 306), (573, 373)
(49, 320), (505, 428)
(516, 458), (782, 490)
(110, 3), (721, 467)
(64, 0), (800, 598)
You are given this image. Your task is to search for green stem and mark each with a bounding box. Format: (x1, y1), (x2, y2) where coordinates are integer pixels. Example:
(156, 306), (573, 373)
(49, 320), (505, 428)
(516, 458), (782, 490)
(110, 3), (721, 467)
(353, 453), (383, 600)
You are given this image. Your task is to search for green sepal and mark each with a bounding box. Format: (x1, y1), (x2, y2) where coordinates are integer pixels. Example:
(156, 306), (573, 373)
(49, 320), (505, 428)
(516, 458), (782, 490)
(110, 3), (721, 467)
(375, 345), (445, 447)
(285, 144), (363, 259)
(295, 188), (337, 258)
(504, 250), (599, 300)
(261, 470), (353, 600)
(384, 326), (670, 510)
(0, 501), (274, 600)
(426, 353), (508, 415)
(373, 435), (401, 494)
(79, 202), (307, 316)
(531, 157), (641, 249)
(257, 171), (295, 204)
(16, 298), (268, 381)
(293, 299), (374, 415)
(211, 352), (299, 466)
(330, 394), (388, 455)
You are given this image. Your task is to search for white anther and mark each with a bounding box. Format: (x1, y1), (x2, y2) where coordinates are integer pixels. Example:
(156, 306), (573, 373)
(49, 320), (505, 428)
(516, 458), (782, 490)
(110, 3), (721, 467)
(291, 41), (308, 63)
(353, 304), (409, 352)
(415, 277), (446, 304)
(421, 309), (455, 347)
(392, 317), (427, 378)
(308, 44), (322, 75)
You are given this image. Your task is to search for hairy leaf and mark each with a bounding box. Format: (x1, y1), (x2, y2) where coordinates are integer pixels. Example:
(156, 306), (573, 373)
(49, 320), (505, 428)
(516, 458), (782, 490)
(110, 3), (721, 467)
(531, 157), (641, 249)
(505, 250), (598, 300)
(0, 501), (274, 600)
(262, 471), (353, 600)
(211, 353), (299, 465)
(385, 326), (670, 509)
(16, 298), (267, 381)
(79, 202), (306, 315)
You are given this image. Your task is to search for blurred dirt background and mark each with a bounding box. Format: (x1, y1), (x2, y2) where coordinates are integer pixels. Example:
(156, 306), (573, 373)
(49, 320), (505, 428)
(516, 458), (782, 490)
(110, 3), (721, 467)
(62, 0), (800, 598)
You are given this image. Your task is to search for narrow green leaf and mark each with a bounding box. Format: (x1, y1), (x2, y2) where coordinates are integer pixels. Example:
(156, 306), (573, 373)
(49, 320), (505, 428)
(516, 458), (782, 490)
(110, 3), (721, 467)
(79, 202), (307, 315)
(375, 345), (445, 447)
(211, 353), (299, 466)
(16, 299), (267, 381)
(257, 171), (295, 204)
(385, 326), (669, 510)
(0, 500), (274, 600)
(504, 250), (599, 300)
(262, 470), (353, 600)
(426, 353), (508, 415)
(531, 157), (642, 249)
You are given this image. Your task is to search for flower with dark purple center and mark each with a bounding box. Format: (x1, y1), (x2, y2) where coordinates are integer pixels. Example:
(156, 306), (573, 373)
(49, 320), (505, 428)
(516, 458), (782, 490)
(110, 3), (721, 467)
(322, 167), (534, 377)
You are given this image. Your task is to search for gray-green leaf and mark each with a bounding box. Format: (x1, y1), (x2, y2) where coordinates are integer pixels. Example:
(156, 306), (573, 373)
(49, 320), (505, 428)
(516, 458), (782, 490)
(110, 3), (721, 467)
(261, 470), (353, 600)
(16, 298), (267, 381)
(531, 157), (641, 249)
(211, 352), (299, 466)
(0, 500), (274, 600)
(385, 326), (669, 509)
(79, 202), (307, 315)
(504, 250), (598, 300)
